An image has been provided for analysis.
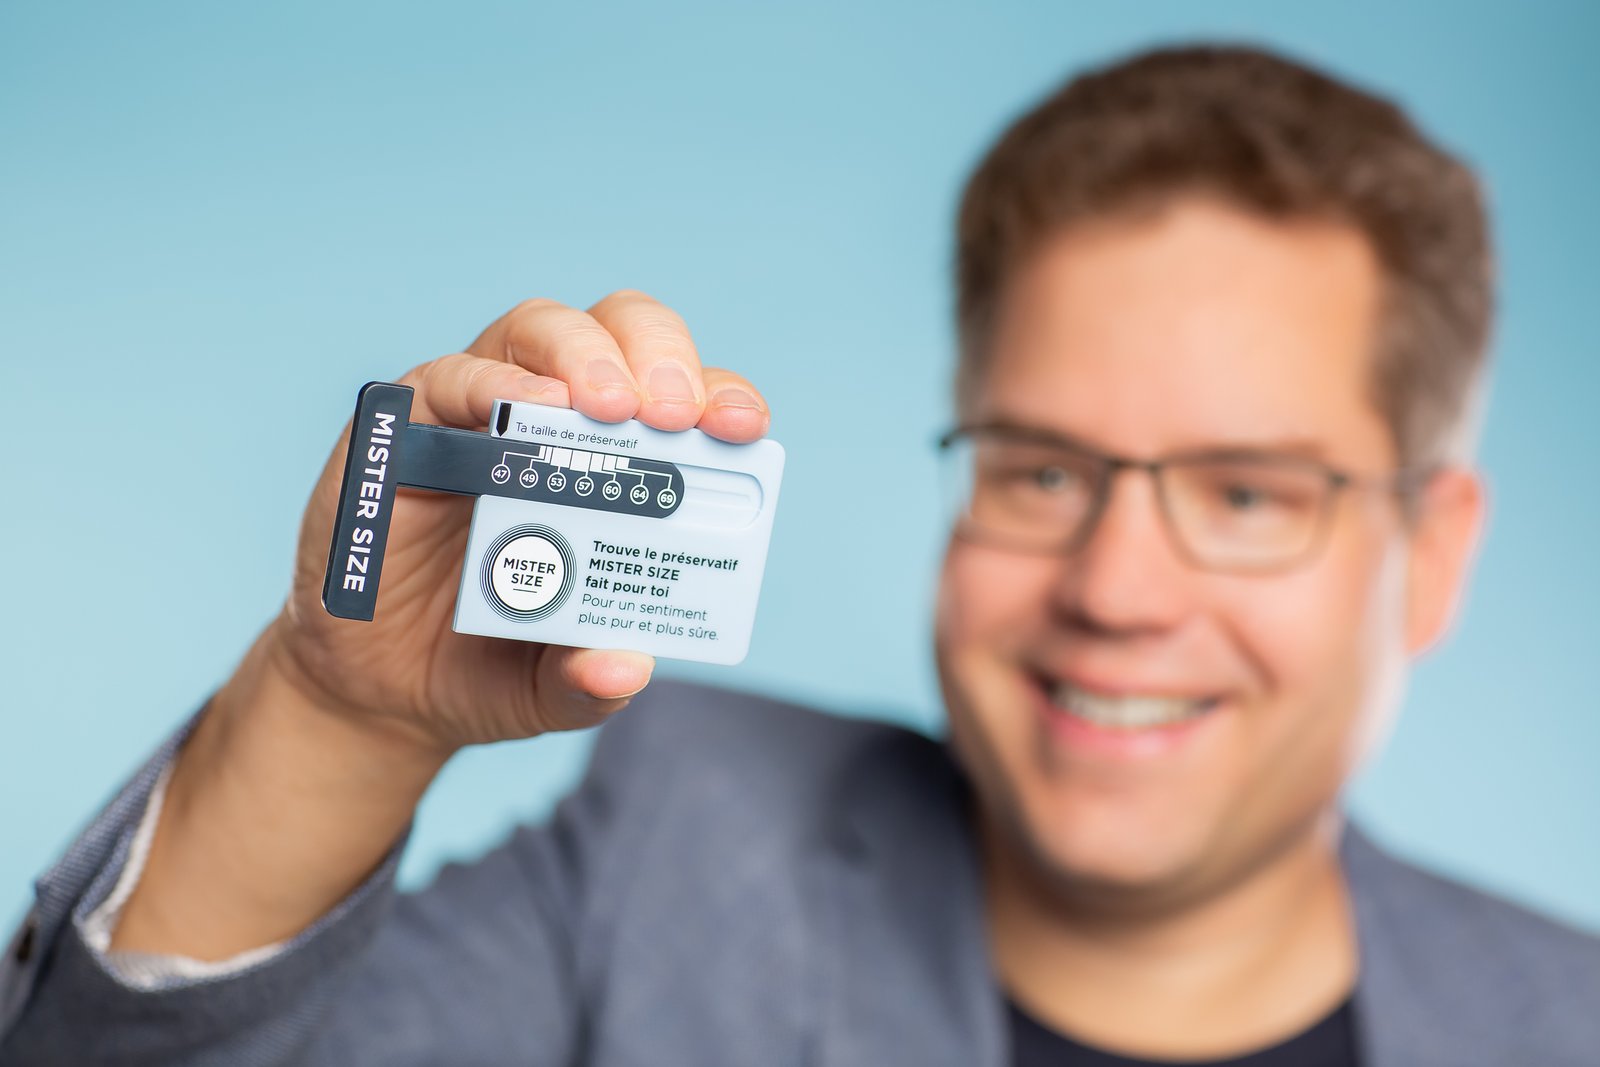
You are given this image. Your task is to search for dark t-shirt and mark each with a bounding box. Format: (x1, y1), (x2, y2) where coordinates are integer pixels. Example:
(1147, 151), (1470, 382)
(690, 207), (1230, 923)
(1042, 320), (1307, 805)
(1008, 995), (1359, 1067)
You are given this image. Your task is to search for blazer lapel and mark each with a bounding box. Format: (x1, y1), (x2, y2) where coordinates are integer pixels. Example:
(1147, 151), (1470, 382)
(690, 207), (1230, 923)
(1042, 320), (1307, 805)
(808, 731), (1004, 1067)
(1341, 821), (1520, 1067)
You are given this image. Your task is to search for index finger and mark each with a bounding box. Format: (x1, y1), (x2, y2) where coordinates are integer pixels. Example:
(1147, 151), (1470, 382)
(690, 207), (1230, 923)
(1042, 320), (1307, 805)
(467, 299), (642, 424)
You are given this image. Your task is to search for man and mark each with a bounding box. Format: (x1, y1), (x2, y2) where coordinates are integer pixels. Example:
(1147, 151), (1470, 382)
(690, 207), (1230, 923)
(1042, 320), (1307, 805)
(2, 43), (1596, 1066)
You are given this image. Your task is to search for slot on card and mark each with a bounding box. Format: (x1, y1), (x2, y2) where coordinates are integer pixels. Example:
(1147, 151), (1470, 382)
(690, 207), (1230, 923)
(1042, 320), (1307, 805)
(674, 464), (764, 529)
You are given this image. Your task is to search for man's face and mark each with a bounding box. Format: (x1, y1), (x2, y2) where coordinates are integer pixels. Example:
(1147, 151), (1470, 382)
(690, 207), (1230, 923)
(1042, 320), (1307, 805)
(937, 197), (1443, 906)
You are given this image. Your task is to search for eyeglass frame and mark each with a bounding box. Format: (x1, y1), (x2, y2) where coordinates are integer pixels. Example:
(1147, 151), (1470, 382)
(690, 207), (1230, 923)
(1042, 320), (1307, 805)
(935, 423), (1439, 575)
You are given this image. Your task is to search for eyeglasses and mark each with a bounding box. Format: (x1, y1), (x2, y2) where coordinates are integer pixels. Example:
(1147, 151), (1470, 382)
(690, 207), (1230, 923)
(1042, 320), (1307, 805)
(936, 425), (1434, 574)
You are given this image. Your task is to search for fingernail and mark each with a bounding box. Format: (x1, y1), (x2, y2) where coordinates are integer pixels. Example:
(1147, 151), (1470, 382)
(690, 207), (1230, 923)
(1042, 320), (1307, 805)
(711, 386), (763, 411)
(586, 359), (636, 395)
(647, 362), (699, 405)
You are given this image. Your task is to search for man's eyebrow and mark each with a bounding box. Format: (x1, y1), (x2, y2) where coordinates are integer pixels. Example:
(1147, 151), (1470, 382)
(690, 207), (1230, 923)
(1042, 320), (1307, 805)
(1173, 437), (1336, 462)
(1178, 439), (1343, 465)
(969, 419), (1109, 454)
(969, 419), (1337, 462)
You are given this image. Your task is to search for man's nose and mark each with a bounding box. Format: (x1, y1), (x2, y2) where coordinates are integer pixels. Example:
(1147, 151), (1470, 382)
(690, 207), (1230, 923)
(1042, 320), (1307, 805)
(1051, 467), (1195, 635)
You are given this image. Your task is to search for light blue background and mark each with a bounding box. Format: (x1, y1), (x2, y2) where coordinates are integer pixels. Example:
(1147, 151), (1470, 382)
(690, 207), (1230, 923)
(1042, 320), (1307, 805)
(3, 1), (1597, 935)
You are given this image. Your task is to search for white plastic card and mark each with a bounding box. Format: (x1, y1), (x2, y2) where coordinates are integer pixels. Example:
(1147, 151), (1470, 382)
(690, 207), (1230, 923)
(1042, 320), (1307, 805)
(451, 400), (785, 665)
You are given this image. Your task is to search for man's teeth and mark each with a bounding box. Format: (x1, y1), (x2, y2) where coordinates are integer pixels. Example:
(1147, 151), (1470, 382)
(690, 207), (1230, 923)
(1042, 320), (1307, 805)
(1050, 683), (1214, 729)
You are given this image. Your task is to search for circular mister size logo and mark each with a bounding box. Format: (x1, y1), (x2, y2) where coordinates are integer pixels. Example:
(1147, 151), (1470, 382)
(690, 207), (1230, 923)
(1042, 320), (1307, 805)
(480, 524), (575, 623)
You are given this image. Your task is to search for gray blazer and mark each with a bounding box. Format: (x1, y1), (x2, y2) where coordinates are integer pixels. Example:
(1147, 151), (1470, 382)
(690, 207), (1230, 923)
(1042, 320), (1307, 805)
(3, 681), (1598, 1065)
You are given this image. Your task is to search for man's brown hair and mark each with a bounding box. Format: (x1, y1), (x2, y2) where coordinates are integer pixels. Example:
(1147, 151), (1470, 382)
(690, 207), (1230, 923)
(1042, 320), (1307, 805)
(956, 44), (1494, 468)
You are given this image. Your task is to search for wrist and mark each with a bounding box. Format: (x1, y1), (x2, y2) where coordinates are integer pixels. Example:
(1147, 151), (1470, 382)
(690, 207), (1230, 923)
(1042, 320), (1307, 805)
(251, 612), (458, 776)
(111, 627), (448, 957)
(200, 625), (452, 810)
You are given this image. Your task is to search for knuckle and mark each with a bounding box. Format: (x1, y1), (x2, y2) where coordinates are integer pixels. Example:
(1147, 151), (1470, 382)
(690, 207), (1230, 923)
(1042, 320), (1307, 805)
(624, 311), (695, 361)
(403, 355), (448, 389)
(548, 311), (613, 354)
(458, 354), (501, 393)
(600, 287), (654, 306)
(630, 309), (688, 339)
(419, 352), (467, 386)
(503, 304), (620, 370)
(509, 297), (563, 321)
(502, 299), (565, 344)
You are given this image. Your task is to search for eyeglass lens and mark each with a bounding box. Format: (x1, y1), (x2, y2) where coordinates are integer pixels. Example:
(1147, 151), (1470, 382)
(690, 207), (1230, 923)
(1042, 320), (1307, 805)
(949, 433), (1333, 570)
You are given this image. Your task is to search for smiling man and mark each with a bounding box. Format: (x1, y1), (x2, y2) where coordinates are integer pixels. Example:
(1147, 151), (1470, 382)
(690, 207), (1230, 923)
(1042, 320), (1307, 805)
(942, 187), (1469, 1061)
(3, 44), (1597, 1067)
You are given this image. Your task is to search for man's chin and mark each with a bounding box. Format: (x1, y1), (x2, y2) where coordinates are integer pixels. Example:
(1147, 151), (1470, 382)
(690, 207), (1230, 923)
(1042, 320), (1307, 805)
(945, 678), (1225, 908)
(987, 789), (1222, 914)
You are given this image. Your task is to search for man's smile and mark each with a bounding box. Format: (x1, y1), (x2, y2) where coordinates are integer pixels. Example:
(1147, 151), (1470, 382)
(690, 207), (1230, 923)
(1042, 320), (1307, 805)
(1049, 680), (1221, 729)
(1022, 671), (1233, 763)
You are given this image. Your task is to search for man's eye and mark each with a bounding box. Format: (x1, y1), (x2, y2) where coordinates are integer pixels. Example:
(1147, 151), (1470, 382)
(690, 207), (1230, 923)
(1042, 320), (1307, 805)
(1222, 483), (1268, 510)
(994, 464), (1080, 494)
(1209, 479), (1316, 514)
(1032, 465), (1073, 491)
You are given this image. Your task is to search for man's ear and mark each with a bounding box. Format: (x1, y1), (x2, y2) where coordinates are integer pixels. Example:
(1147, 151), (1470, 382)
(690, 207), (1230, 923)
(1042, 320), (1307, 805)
(1405, 467), (1487, 655)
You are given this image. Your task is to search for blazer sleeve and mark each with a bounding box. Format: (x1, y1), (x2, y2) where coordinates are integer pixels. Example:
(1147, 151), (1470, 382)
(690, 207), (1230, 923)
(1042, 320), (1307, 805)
(0, 697), (643, 1067)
